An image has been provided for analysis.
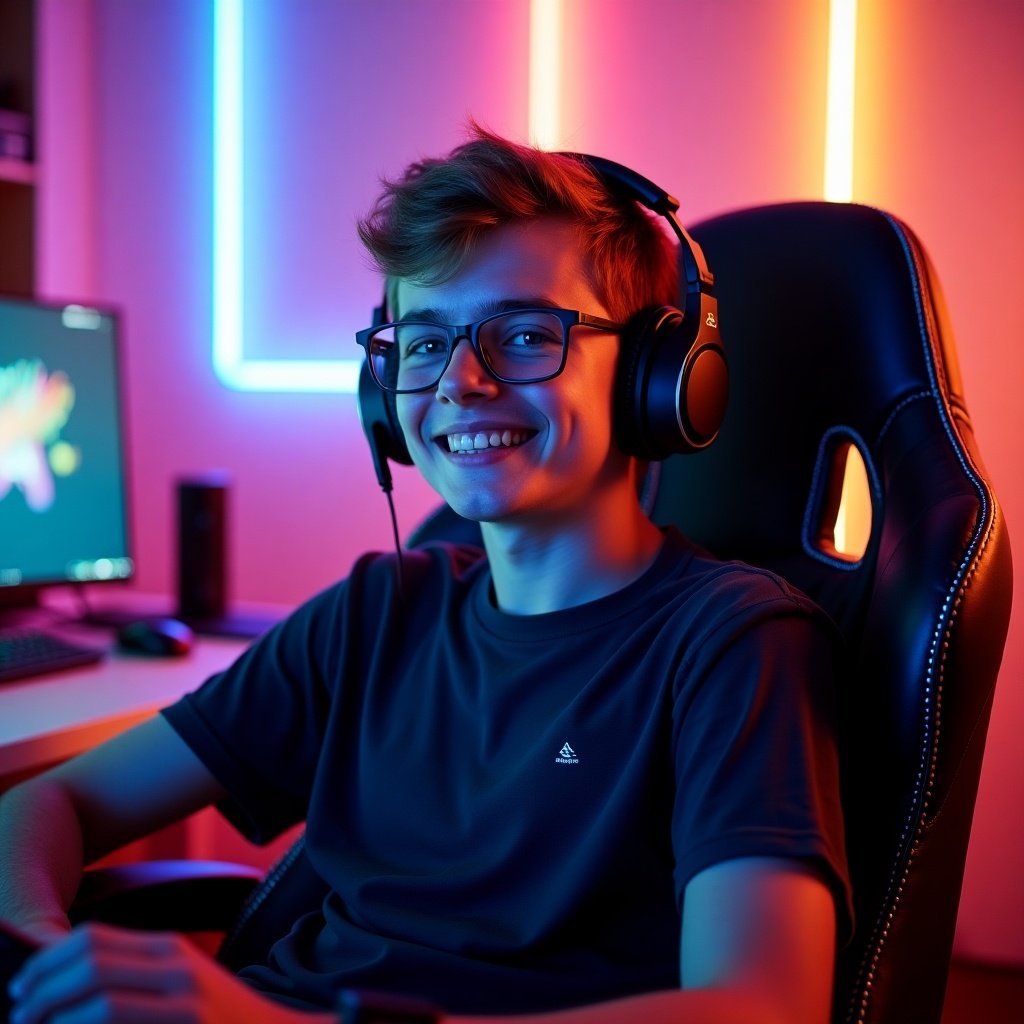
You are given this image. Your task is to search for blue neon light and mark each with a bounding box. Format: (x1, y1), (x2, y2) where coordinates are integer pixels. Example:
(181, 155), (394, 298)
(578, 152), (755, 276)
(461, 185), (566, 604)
(212, 0), (361, 393)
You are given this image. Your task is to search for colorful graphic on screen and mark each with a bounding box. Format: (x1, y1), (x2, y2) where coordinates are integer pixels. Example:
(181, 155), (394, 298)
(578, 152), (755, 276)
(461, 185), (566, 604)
(0, 358), (80, 513)
(0, 298), (132, 590)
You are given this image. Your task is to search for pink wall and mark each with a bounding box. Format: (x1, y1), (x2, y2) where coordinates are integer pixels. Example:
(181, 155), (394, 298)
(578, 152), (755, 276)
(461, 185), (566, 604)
(37, 0), (1022, 964)
(851, 0), (1024, 965)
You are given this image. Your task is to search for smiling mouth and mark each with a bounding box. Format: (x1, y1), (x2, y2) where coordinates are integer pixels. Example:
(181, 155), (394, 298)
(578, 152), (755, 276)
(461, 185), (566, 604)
(442, 429), (536, 454)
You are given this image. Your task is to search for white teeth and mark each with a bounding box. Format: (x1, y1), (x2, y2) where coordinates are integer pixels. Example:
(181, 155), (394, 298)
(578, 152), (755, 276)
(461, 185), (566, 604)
(446, 430), (529, 453)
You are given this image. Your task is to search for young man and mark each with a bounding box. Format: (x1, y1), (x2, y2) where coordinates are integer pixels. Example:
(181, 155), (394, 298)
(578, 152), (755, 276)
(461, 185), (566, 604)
(1, 127), (849, 1023)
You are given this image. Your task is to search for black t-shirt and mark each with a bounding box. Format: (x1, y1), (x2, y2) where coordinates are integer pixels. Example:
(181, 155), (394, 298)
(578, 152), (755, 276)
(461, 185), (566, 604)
(161, 528), (851, 1014)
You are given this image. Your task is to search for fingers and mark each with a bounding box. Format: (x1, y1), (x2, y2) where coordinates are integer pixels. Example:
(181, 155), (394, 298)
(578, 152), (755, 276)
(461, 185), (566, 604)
(9, 923), (195, 1024)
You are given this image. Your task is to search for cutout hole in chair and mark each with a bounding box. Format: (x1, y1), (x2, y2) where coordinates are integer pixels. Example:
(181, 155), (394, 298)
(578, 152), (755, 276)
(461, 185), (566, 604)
(829, 442), (872, 562)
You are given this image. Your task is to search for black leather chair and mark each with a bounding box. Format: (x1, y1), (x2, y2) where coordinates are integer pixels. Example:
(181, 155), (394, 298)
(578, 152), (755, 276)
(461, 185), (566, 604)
(74, 202), (1013, 1024)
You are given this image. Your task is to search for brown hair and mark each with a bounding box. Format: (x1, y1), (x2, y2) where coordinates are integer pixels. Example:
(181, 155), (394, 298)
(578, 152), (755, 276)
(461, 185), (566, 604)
(356, 123), (679, 323)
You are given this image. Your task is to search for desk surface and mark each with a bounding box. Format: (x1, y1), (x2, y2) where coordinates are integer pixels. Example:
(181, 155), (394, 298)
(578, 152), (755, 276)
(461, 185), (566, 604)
(0, 616), (250, 782)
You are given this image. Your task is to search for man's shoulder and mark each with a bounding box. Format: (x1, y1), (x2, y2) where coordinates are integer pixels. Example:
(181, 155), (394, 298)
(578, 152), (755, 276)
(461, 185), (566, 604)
(658, 527), (830, 625)
(348, 540), (488, 601)
(277, 542), (487, 636)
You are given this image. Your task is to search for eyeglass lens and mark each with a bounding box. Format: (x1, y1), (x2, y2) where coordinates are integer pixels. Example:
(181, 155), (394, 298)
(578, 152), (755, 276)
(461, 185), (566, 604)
(369, 310), (567, 391)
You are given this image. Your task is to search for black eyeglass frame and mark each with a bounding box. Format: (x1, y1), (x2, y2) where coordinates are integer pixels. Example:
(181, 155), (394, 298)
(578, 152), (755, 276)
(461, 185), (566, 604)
(355, 307), (624, 394)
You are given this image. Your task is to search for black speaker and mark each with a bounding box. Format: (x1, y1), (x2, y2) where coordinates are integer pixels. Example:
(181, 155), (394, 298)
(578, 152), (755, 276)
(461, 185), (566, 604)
(176, 475), (228, 622)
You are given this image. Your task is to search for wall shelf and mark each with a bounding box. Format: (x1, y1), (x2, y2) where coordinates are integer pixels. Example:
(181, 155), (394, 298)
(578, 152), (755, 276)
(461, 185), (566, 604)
(0, 156), (34, 186)
(0, 0), (36, 295)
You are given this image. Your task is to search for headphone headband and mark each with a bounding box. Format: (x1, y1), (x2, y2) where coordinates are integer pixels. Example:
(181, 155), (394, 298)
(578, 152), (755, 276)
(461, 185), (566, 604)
(567, 153), (717, 358)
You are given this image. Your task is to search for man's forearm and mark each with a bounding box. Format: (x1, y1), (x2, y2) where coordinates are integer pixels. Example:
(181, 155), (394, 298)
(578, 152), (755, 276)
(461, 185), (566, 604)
(0, 777), (85, 937)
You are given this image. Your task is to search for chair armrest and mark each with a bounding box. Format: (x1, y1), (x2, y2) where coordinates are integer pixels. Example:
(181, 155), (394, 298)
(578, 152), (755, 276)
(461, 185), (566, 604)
(71, 861), (264, 933)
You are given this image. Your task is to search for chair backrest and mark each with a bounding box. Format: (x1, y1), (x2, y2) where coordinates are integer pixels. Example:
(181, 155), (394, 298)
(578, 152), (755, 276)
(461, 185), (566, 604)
(658, 201), (1012, 1024)
(223, 203), (1012, 1024)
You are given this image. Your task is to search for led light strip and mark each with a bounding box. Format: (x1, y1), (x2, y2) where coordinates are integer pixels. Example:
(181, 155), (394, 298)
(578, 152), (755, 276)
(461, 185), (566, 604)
(824, 0), (857, 202)
(212, 0), (855, 392)
(212, 0), (359, 392)
(529, 0), (563, 149)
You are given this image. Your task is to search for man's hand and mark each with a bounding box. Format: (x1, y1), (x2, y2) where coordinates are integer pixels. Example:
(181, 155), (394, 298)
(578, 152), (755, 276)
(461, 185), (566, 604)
(7, 923), (332, 1024)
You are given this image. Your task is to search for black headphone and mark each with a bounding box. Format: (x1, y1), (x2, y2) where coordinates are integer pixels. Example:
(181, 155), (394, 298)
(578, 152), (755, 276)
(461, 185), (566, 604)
(357, 154), (728, 492)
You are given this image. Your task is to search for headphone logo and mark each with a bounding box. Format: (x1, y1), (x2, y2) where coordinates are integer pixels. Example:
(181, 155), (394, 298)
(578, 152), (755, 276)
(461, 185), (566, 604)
(705, 312), (718, 328)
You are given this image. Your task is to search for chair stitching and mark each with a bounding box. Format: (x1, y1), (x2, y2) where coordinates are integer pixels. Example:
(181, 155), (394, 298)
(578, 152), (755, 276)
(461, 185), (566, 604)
(872, 390), (931, 448)
(845, 213), (994, 1024)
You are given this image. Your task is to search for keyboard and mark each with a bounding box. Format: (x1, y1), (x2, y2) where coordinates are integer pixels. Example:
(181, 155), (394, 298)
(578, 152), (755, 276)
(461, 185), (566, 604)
(0, 628), (106, 684)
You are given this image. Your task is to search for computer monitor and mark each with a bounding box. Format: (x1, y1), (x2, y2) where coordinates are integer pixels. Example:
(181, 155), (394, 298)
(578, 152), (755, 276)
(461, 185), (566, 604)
(0, 295), (133, 606)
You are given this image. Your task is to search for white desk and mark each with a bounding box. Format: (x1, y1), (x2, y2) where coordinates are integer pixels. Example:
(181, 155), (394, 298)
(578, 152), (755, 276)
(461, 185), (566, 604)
(0, 622), (249, 785)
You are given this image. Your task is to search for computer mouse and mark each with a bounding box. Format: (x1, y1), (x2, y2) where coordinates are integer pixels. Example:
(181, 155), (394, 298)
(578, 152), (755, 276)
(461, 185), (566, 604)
(116, 617), (194, 657)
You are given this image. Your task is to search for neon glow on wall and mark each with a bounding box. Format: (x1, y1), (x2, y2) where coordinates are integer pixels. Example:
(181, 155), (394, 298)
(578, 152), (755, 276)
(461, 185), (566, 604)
(212, 0), (359, 393)
(212, 0), (858, 393)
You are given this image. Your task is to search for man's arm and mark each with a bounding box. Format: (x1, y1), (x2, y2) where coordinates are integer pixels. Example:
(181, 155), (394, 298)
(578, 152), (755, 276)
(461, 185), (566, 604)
(0, 714), (228, 940)
(1, 717), (338, 1023)
(449, 857), (836, 1024)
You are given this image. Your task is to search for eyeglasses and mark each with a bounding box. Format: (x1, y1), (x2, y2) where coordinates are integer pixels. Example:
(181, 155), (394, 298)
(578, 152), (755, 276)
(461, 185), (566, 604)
(355, 307), (624, 394)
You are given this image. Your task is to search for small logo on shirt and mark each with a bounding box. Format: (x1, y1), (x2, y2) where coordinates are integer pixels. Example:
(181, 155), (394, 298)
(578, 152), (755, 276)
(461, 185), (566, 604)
(555, 741), (579, 765)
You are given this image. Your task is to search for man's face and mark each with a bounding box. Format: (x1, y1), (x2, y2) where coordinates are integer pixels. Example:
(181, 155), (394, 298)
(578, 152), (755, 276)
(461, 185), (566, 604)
(395, 218), (631, 527)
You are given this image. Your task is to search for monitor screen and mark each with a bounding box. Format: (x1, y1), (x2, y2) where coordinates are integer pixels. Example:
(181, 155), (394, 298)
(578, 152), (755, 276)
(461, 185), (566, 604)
(0, 296), (133, 595)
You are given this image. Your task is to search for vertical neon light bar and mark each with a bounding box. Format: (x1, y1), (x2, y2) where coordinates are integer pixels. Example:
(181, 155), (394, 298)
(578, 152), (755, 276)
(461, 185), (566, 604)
(212, 0), (243, 384)
(529, 0), (563, 149)
(824, 0), (857, 202)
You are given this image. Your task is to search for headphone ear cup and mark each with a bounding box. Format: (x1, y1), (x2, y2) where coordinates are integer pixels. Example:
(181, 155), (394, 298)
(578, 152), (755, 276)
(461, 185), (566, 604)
(357, 361), (412, 491)
(614, 306), (670, 458)
(614, 304), (728, 459)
